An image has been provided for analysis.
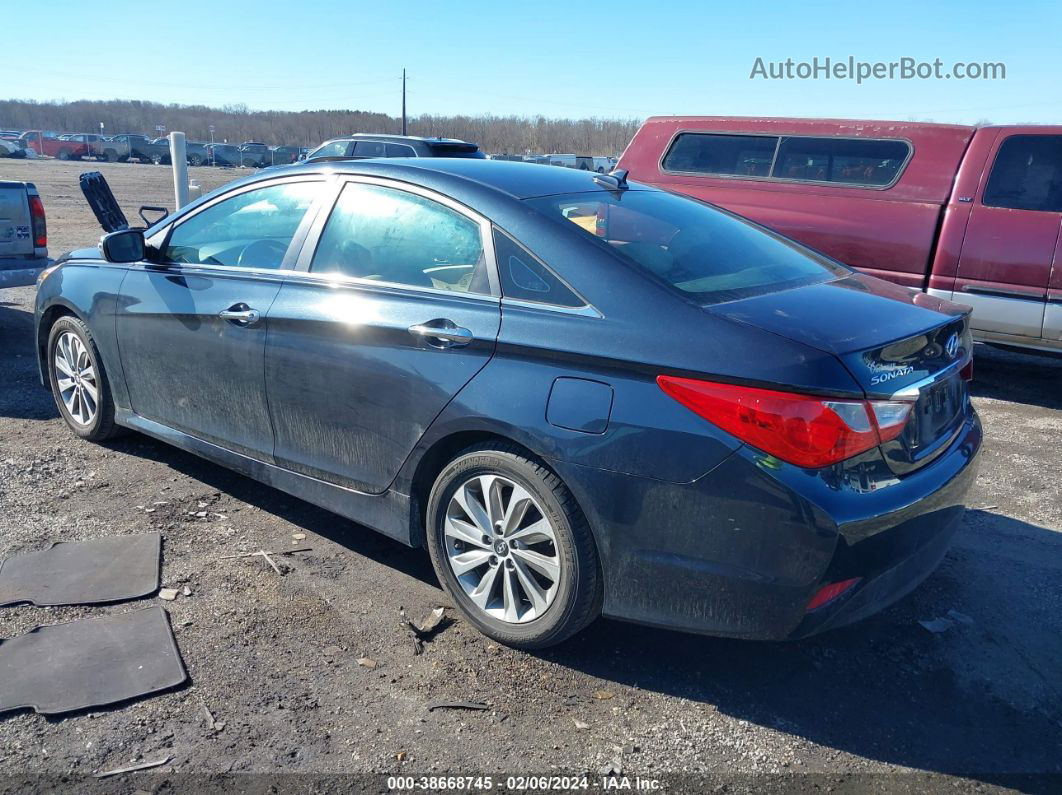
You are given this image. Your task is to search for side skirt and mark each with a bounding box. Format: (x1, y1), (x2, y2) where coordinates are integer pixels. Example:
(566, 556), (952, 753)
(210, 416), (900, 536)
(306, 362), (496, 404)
(116, 409), (415, 545)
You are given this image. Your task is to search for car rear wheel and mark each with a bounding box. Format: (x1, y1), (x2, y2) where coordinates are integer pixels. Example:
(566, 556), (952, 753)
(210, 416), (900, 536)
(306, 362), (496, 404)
(104, 149), (118, 162)
(47, 317), (121, 441)
(426, 444), (601, 649)
(188, 153), (203, 166)
(57, 149), (71, 160)
(151, 153), (163, 165)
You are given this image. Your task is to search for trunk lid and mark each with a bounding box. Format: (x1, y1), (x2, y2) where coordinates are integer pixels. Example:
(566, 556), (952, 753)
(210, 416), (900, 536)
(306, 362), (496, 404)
(708, 273), (973, 474)
(0, 181), (33, 260)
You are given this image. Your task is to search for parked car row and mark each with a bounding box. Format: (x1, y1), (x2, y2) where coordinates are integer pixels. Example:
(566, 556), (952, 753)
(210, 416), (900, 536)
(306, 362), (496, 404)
(0, 129), (308, 167)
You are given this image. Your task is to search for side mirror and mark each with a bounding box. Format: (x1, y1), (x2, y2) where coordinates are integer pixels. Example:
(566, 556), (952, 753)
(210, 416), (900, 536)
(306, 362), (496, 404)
(100, 229), (145, 263)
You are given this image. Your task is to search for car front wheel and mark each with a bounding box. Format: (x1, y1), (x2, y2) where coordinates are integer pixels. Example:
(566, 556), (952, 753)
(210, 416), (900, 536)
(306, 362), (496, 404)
(47, 316), (121, 441)
(426, 444), (601, 649)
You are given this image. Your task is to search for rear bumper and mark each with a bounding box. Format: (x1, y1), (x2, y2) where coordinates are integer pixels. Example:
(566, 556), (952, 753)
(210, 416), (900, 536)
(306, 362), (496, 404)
(0, 256), (48, 288)
(552, 410), (982, 640)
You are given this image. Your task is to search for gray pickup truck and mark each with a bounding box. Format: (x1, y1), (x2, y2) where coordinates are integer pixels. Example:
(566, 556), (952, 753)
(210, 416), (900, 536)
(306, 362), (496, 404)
(0, 181), (48, 288)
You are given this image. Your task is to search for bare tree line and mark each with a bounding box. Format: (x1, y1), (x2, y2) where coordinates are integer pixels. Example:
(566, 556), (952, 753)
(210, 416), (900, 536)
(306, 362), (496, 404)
(0, 98), (641, 155)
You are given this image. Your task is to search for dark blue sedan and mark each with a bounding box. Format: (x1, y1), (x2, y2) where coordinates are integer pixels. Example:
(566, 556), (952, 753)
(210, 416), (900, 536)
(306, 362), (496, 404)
(34, 160), (981, 648)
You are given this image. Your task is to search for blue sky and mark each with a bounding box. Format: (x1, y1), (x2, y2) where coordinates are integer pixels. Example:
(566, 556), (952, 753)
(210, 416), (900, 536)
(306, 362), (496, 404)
(15, 0), (1062, 124)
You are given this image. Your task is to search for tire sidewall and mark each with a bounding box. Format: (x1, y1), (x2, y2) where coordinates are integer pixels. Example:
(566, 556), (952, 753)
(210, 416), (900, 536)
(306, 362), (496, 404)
(47, 317), (108, 440)
(426, 450), (586, 647)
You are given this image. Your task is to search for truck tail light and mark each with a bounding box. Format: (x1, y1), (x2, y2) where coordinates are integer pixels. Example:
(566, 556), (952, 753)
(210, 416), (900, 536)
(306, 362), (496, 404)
(28, 195), (46, 248)
(657, 376), (914, 469)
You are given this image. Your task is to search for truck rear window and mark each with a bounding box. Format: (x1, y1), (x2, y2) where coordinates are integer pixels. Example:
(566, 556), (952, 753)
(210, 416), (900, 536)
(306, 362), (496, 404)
(527, 189), (848, 304)
(663, 133), (910, 187)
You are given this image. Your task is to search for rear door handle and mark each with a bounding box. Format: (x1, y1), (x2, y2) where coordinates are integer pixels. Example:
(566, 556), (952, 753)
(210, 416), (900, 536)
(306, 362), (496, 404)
(219, 305), (261, 326)
(408, 319), (474, 347)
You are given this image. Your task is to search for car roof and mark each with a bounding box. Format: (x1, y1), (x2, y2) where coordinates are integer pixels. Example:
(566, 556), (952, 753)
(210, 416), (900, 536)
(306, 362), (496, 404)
(261, 158), (646, 201)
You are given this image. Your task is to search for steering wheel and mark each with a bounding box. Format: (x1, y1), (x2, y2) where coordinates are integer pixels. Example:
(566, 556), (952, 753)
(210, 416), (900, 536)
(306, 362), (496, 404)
(237, 238), (289, 269)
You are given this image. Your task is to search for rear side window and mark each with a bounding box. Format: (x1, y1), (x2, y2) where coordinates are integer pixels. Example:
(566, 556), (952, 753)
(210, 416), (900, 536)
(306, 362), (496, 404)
(385, 143), (417, 157)
(352, 140), (386, 158)
(983, 135), (1062, 212)
(528, 190), (847, 304)
(492, 229), (585, 308)
(311, 182), (488, 294)
(773, 136), (909, 186)
(163, 181), (319, 269)
(663, 134), (776, 177)
(662, 132), (910, 187)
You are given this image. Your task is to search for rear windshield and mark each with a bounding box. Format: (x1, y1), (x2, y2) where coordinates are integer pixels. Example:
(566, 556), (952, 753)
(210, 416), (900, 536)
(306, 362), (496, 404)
(428, 144), (486, 159)
(526, 189), (848, 304)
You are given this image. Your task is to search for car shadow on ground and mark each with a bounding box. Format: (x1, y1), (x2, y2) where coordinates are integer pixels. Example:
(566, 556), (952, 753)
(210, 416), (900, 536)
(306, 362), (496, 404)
(0, 300), (58, 422)
(970, 343), (1062, 410)
(111, 431), (1062, 786)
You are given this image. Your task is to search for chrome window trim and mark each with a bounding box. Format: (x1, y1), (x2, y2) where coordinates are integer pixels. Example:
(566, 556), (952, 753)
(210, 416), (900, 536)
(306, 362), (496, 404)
(276, 268), (501, 305)
(658, 129), (914, 191)
(296, 174), (501, 298)
(501, 296), (602, 318)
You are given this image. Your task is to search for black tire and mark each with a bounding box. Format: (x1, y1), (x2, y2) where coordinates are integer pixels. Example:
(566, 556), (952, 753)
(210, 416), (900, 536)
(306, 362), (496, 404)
(188, 153), (203, 166)
(242, 157), (257, 168)
(57, 148), (72, 161)
(425, 443), (601, 649)
(46, 316), (122, 442)
(151, 153), (163, 165)
(104, 149), (119, 162)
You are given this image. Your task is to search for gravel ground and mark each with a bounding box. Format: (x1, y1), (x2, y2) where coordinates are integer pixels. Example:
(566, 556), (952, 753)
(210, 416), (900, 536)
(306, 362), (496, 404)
(0, 160), (1060, 792)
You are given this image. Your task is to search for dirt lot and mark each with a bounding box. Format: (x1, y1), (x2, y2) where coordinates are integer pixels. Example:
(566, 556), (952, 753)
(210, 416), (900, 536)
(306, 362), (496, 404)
(0, 159), (1060, 791)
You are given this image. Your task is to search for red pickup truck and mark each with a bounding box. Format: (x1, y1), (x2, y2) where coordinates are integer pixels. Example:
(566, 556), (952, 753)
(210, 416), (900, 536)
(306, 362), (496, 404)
(619, 117), (1062, 354)
(18, 131), (94, 160)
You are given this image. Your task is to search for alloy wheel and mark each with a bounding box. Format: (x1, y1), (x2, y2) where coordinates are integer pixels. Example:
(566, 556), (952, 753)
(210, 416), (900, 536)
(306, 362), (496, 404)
(444, 474), (561, 624)
(53, 331), (98, 426)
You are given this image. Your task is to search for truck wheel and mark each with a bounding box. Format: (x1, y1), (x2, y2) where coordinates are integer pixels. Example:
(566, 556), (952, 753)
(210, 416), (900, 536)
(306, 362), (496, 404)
(151, 154), (163, 165)
(425, 444), (602, 649)
(104, 149), (119, 163)
(242, 157), (256, 168)
(57, 149), (72, 161)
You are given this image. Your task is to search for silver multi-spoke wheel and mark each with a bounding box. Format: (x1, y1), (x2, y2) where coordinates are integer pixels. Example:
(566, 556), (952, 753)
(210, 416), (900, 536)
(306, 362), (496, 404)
(53, 331), (98, 426)
(444, 474), (561, 624)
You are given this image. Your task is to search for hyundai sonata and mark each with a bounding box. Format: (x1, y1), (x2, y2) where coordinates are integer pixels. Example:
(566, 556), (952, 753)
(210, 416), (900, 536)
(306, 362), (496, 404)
(35, 160), (981, 648)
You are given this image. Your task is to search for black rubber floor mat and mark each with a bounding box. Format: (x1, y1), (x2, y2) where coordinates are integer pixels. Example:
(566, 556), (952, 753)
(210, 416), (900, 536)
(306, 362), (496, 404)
(0, 533), (161, 607)
(0, 607), (187, 715)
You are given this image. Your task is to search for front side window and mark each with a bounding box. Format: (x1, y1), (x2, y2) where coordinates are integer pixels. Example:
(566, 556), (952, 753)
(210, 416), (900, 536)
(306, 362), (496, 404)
(983, 135), (1062, 212)
(311, 182), (488, 294)
(528, 190), (847, 304)
(308, 140), (351, 160)
(162, 181), (319, 269)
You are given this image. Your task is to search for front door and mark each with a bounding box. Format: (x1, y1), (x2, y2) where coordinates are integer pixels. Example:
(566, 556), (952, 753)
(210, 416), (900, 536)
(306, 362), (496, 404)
(116, 178), (323, 461)
(265, 178), (501, 493)
(954, 133), (1062, 338)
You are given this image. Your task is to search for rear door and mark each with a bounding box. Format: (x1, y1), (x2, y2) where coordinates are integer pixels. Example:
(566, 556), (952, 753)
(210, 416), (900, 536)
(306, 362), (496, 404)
(953, 132), (1062, 339)
(116, 176), (326, 461)
(264, 177), (501, 493)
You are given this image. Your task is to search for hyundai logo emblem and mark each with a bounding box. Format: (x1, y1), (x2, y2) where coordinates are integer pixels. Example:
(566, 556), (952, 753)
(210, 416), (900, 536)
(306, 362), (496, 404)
(945, 333), (960, 359)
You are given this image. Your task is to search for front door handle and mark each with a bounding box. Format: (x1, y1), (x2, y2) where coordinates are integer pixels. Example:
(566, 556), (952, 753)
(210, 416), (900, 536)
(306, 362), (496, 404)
(219, 306), (261, 326)
(408, 319), (474, 347)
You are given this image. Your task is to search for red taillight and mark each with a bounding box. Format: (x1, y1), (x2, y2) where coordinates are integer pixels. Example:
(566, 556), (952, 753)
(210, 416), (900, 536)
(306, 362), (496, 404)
(806, 578), (861, 611)
(28, 194), (46, 248)
(657, 376), (913, 469)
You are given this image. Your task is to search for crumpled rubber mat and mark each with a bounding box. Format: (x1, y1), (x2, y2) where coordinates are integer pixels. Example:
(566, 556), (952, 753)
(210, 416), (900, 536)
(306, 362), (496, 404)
(0, 533), (161, 607)
(0, 606), (187, 715)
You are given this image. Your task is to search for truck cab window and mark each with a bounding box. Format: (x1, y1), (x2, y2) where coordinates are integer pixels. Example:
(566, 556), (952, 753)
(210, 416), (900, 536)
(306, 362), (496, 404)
(983, 135), (1062, 212)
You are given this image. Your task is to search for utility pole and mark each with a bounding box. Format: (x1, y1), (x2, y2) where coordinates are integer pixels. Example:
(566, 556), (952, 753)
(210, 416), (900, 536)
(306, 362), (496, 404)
(401, 68), (407, 136)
